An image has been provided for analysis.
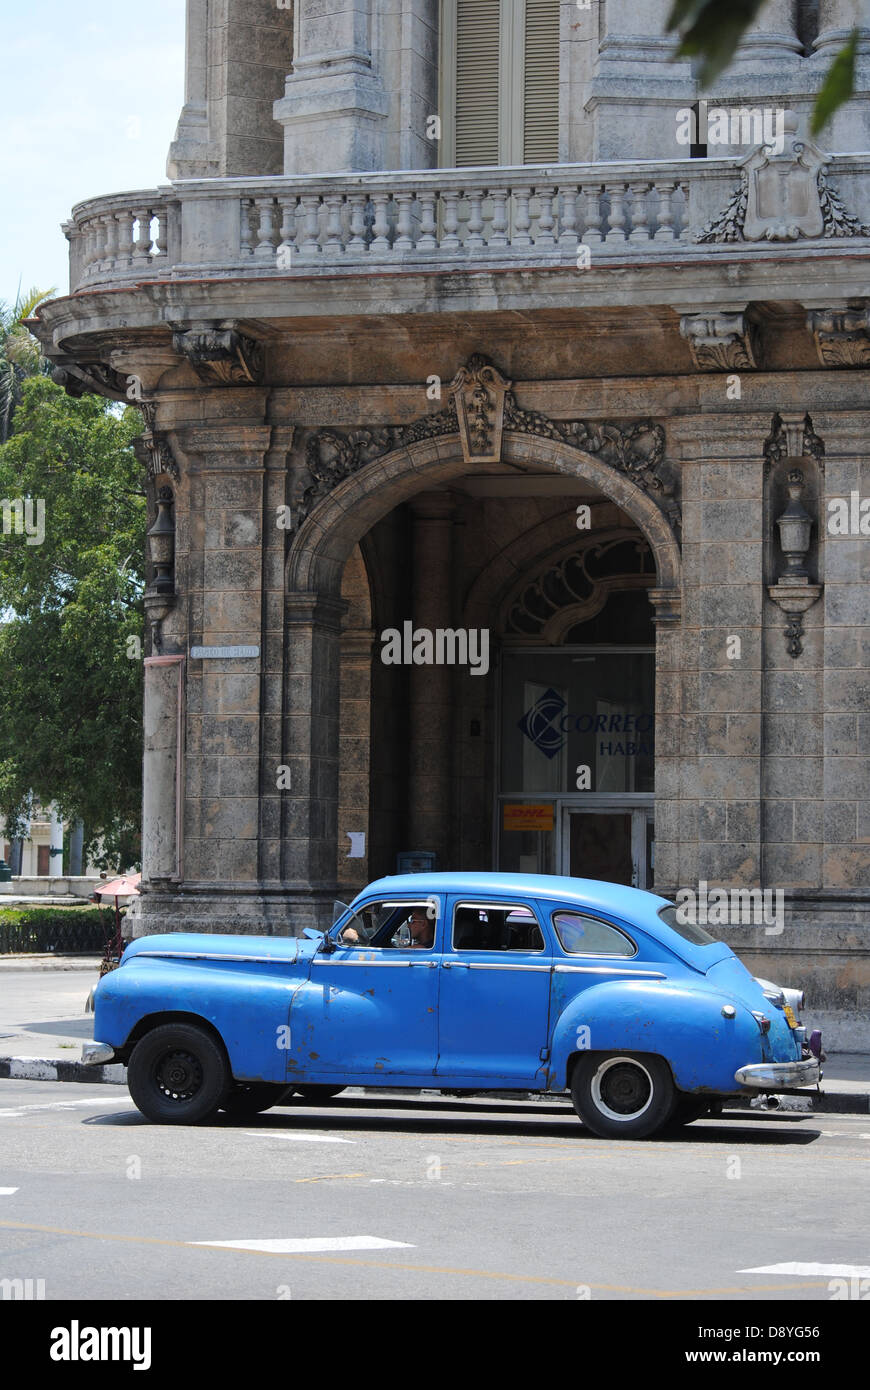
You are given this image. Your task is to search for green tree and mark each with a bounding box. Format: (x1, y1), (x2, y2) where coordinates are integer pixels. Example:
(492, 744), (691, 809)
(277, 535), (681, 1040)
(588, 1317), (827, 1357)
(0, 376), (146, 869)
(666, 1), (859, 134)
(0, 286), (56, 444)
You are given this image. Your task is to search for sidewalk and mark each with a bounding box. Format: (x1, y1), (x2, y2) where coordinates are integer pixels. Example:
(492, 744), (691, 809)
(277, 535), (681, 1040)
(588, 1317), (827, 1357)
(0, 955), (868, 1111)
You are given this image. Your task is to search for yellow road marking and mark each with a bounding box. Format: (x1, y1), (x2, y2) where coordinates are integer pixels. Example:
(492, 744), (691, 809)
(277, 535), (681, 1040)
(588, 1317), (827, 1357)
(0, 1220), (831, 1296)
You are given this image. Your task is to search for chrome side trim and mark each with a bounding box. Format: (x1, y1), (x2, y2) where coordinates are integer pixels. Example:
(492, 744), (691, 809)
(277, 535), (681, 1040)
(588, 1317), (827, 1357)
(553, 964), (666, 978)
(134, 950), (295, 964)
(465, 962), (552, 972)
(311, 957), (417, 967)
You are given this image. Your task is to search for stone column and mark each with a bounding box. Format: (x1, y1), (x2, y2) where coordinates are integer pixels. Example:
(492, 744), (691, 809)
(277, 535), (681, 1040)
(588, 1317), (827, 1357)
(273, 0), (389, 173)
(590, 0), (695, 159)
(48, 806), (64, 877)
(337, 627), (374, 893)
(729, 0), (802, 65)
(282, 593), (347, 927)
(407, 493), (454, 866)
(166, 0), (213, 178)
(649, 591), (685, 896)
(142, 655), (185, 886)
(815, 0), (870, 56)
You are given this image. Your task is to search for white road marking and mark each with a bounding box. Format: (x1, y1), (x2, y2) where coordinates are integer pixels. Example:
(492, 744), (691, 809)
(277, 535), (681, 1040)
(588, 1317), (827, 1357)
(190, 1236), (415, 1253)
(0, 1188), (19, 1195)
(740, 1262), (870, 1278)
(243, 1132), (355, 1143)
(0, 1097), (130, 1118)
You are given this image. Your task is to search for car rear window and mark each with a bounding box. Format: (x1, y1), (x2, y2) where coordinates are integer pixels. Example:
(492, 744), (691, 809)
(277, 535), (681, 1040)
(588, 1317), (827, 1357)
(552, 911), (636, 957)
(657, 904), (717, 945)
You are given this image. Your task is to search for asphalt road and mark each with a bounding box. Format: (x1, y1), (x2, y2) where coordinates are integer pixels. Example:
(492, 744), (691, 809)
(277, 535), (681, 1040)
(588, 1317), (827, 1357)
(1, 1079), (868, 1302)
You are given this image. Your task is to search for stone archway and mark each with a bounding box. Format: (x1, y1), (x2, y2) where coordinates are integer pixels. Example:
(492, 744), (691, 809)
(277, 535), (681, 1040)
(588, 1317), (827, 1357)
(281, 425), (682, 902)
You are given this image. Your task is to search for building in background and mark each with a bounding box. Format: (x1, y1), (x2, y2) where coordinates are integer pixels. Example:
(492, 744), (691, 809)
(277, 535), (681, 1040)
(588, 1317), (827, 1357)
(32, 1), (870, 1046)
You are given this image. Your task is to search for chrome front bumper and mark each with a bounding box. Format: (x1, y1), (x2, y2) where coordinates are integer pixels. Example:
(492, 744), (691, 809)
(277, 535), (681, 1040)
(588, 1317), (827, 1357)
(81, 1040), (116, 1066)
(735, 1059), (821, 1090)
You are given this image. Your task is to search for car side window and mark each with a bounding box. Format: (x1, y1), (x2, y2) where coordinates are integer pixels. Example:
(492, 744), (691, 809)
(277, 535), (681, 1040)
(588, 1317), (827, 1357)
(552, 911), (636, 957)
(338, 900), (438, 950)
(452, 903), (544, 952)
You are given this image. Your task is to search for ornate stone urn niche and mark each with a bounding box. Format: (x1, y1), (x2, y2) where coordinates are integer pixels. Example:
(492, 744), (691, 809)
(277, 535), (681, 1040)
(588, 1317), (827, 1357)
(448, 355), (511, 465)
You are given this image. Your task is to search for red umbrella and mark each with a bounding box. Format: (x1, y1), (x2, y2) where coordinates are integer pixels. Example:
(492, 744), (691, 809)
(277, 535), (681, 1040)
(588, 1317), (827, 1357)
(92, 873), (141, 971)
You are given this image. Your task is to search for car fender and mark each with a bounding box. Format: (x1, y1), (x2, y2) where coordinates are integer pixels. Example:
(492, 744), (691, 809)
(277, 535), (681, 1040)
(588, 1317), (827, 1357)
(94, 957), (305, 1083)
(550, 979), (765, 1093)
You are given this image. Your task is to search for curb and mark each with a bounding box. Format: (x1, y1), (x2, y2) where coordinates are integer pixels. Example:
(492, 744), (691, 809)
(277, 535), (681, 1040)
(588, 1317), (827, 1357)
(0, 1058), (867, 1112)
(0, 1057), (127, 1085)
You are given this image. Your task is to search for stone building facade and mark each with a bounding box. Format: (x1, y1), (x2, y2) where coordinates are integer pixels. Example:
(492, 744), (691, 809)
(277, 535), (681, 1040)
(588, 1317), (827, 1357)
(34, 1), (870, 1046)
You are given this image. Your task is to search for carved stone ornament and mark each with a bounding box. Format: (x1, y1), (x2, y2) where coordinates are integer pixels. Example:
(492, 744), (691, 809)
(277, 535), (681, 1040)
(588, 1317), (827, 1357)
(763, 412), (825, 470)
(448, 354), (511, 464)
(680, 312), (761, 370)
(131, 401), (180, 483)
(807, 307), (870, 367)
(299, 357), (681, 540)
(171, 326), (264, 385)
(697, 113), (870, 244)
(50, 359), (130, 402)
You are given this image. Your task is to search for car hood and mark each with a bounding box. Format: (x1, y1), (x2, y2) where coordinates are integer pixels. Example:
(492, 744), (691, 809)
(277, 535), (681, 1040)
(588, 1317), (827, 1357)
(121, 932), (322, 966)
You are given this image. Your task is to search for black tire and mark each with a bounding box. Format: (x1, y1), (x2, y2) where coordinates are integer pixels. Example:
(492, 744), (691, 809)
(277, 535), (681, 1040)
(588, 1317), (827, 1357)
(293, 1085), (346, 1102)
(220, 1083), (294, 1117)
(127, 1023), (230, 1124)
(571, 1052), (678, 1139)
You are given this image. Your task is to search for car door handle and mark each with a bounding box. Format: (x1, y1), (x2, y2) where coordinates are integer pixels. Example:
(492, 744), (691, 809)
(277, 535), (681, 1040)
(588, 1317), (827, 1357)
(441, 961), (469, 970)
(409, 960), (438, 967)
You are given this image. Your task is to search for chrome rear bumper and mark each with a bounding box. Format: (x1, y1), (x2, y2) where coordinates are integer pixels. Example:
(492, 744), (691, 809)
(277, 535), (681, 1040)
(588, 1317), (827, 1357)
(735, 1059), (821, 1090)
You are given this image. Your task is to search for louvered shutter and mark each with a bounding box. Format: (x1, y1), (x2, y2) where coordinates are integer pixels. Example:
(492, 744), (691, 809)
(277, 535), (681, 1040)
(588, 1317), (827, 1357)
(523, 0), (559, 164)
(455, 0), (501, 166)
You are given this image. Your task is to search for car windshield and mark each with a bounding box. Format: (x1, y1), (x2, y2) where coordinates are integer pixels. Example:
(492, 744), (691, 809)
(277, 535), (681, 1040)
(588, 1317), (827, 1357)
(332, 900), (351, 926)
(657, 903), (717, 946)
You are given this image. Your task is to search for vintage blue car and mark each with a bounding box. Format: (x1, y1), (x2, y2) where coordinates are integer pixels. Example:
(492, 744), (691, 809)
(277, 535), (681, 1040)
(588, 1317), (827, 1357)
(85, 873), (822, 1138)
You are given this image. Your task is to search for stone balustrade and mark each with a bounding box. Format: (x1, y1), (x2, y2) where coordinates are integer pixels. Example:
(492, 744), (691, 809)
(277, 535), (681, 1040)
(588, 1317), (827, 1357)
(64, 154), (870, 293)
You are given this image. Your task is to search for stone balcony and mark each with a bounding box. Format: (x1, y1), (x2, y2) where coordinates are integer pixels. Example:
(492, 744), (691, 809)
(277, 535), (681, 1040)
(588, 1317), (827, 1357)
(63, 152), (870, 295)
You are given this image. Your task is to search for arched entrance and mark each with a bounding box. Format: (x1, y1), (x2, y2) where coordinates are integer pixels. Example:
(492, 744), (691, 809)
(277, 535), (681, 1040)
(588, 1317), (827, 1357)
(286, 430), (681, 904)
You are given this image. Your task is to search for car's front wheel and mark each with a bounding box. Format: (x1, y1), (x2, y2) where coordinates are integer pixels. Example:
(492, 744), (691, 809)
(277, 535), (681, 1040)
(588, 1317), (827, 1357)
(127, 1023), (229, 1124)
(571, 1053), (677, 1139)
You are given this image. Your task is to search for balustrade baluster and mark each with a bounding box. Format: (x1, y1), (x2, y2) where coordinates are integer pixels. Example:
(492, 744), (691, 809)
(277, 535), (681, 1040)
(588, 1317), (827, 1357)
(254, 198), (276, 259)
(441, 191), (460, 252)
(417, 189), (438, 251)
(512, 188), (532, 250)
(154, 210), (168, 261)
(628, 182), (652, 243)
(581, 183), (603, 246)
(466, 189), (485, 250)
(277, 197), (297, 267)
(676, 181), (689, 240)
(604, 184), (627, 244)
(347, 193), (367, 251)
(536, 187), (556, 250)
(370, 192), (391, 254)
(557, 185), (579, 252)
(322, 194), (345, 256)
(489, 187), (509, 249)
(133, 210), (153, 262)
(299, 195), (321, 255)
(653, 180), (676, 242)
(393, 191), (415, 252)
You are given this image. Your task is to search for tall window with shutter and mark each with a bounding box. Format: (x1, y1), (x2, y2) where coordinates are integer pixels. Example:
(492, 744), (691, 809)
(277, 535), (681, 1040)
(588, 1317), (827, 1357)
(440, 0), (560, 167)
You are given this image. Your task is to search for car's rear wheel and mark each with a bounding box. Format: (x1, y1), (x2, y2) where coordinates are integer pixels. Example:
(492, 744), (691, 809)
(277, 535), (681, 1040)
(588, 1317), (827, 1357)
(220, 1083), (293, 1117)
(571, 1053), (677, 1139)
(127, 1023), (229, 1124)
(292, 1085), (346, 1102)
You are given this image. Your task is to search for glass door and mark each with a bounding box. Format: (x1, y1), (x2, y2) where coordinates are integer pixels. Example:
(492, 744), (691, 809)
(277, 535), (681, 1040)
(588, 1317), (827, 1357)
(560, 805), (654, 888)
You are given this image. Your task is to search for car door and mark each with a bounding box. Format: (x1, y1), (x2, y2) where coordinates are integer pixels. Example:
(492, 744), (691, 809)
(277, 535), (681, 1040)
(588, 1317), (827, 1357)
(435, 896), (553, 1086)
(286, 897), (441, 1081)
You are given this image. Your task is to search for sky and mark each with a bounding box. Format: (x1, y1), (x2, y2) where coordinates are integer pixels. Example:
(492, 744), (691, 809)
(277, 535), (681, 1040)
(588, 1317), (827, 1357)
(0, 0), (185, 310)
